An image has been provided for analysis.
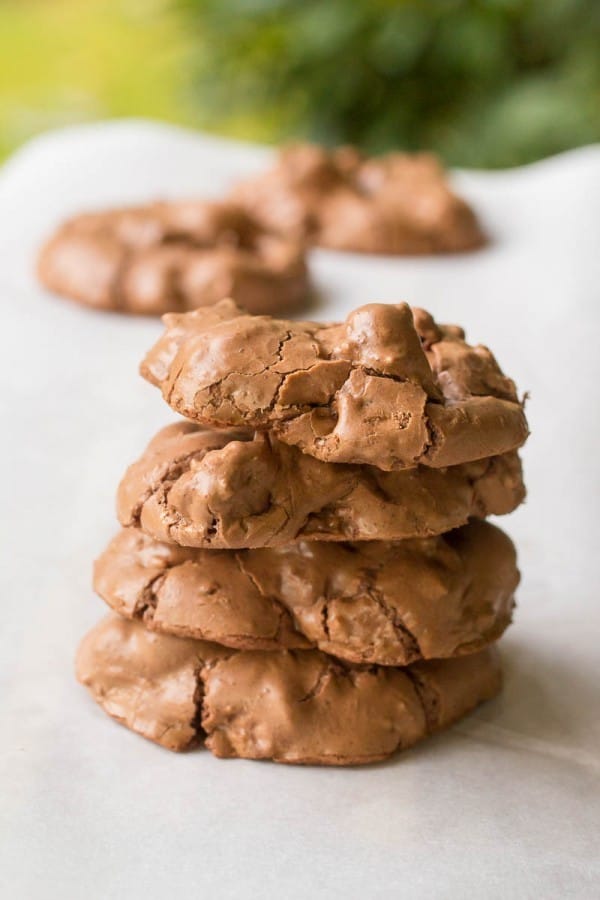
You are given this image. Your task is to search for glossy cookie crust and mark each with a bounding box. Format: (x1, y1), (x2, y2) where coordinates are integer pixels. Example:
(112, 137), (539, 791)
(116, 422), (525, 549)
(77, 615), (502, 765)
(142, 300), (528, 471)
(95, 521), (518, 666)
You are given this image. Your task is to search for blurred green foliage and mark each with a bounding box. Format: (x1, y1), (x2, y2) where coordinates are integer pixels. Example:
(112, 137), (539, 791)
(1, 0), (598, 167)
(178, 0), (600, 167)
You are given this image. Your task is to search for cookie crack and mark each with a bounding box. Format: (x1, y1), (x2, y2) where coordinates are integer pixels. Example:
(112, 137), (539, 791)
(403, 668), (441, 734)
(258, 505), (292, 542)
(165, 356), (189, 406)
(191, 331), (295, 419)
(134, 571), (167, 621)
(234, 553), (300, 641)
(297, 654), (369, 704)
(298, 659), (334, 704)
(191, 663), (208, 744)
(367, 587), (422, 663)
(321, 599), (331, 641)
(130, 448), (210, 526)
(422, 409), (439, 459)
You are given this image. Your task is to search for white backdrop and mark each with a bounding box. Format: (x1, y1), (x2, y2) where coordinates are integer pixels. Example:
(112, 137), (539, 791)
(1, 121), (599, 899)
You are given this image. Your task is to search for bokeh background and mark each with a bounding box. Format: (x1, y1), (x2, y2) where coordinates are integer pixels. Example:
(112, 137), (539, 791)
(1, 0), (599, 166)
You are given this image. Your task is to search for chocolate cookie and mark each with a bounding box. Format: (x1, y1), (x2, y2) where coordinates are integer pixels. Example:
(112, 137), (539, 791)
(117, 422), (525, 549)
(95, 521), (517, 666)
(76, 614), (501, 764)
(37, 200), (308, 315)
(94, 526), (310, 652)
(141, 300), (528, 471)
(231, 144), (486, 254)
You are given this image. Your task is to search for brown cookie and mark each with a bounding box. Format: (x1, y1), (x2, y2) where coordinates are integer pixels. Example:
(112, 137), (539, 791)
(37, 200), (309, 316)
(94, 526), (310, 652)
(95, 521), (518, 666)
(231, 144), (486, 254)
(141, 300), (528, 471)
(76, 614), (502, 765)
(116, 422), (525, 549)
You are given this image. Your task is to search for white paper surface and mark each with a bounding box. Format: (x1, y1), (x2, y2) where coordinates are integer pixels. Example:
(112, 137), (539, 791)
(0, 121), (599, 899)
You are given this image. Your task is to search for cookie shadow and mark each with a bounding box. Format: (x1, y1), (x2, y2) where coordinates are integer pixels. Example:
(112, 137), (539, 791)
(374, 638), (598, 772)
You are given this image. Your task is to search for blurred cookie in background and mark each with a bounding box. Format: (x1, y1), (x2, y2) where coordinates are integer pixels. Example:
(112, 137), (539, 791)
(232, 144), (486, 254)
(37, 199), (309, 316)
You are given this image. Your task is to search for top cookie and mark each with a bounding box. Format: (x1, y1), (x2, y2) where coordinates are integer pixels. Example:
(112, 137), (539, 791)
(231, 144), (486, 254)
(142, 299), (528, 471)
(37, 200), (308, 316)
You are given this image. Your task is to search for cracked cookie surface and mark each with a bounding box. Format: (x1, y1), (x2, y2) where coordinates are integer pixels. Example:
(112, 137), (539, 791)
(95, 521), (518, 666)
(142, 300), (529, 471)
(76, 614), (501, 764)
(116, 422), (525, 549)
(231, 144), (486, 255)
(94, 526), (309, 652)
(37, 200), (308, 315)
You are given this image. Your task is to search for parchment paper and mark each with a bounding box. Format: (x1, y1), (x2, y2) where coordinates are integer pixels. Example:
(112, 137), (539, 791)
(0, 122), (598, 899)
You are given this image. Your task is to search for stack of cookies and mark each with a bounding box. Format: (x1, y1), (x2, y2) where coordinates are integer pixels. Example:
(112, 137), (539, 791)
(77, 299), (528, 765)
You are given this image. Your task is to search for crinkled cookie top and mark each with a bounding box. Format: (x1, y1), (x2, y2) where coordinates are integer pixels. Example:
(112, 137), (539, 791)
(95, 520), (518, 666)
(142, 299), (529, 471)
(116, 422), (525, 549)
